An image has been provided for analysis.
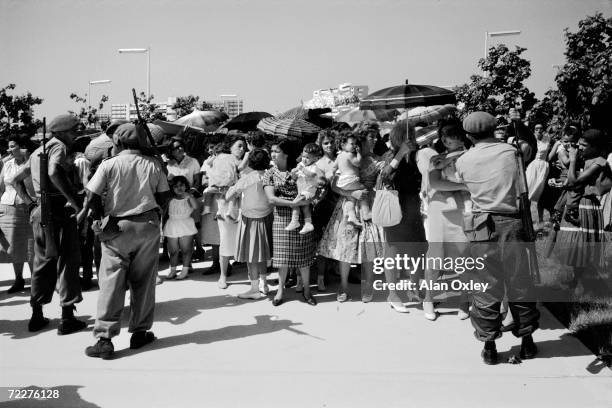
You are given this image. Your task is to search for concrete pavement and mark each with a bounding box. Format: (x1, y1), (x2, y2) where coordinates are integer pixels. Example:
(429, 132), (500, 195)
(0, 257), (610, 408)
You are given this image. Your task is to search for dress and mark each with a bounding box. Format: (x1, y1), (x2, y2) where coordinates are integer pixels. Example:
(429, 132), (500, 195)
(263, 167), (316, 268)
(525, 139), (550, 202)
(163, 198), (198, 238)
(318, 156), (385, 264)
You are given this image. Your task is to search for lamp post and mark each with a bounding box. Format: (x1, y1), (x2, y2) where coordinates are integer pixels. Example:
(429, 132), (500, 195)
(484, 30), (521, 59)
(88, 80), (111, 110)
(118, 46), (150, 98)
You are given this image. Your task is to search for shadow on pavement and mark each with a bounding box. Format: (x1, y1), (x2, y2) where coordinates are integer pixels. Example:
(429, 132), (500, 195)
(117, 314), (318, 358)
(153, 294), (245, 325)
(1, 385), (100, 408)
(0, 315), (94, 340)
(499, 333), (593, 364)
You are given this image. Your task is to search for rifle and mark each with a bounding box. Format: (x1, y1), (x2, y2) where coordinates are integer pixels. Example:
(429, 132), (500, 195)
(131, 89), (167, 174)
(511, 120), (540, 283)
(39, 117), (59, 257)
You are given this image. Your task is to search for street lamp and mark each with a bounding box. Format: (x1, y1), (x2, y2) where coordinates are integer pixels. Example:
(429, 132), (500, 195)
(484, 30), (521, 59)
(118, 47), (150, 98)
(88, 79), (111, 110)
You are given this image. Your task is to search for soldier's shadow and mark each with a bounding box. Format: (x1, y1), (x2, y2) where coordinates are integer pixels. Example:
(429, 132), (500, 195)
(151, 294), (249, 326)
(117, 314), (312, 358)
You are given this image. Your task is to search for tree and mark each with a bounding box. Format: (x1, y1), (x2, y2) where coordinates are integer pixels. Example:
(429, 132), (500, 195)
(553, 13), (611, 135)
(0, 84), (43, 141)
(134, 92), (166, 122)
(69, 92), (109, 128)
(172, 95), (200, 117)
(455, 44), (537, 118)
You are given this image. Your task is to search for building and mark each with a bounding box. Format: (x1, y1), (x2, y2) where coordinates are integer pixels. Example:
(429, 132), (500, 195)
(205, 95), (244, 119)
(110, 97), (176, 121)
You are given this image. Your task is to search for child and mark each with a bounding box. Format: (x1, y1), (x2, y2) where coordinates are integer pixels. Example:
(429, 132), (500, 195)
(287, 143), (324, 234)
(164, 176), (199, 280)
(203, 144), (241, 221)
(334, 134), (370, 226)
(201, 143), (223, 216)
(550, 130), (584, 228)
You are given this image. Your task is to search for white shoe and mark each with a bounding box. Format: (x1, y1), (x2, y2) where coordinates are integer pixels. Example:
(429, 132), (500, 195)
(458, 309), (470, 320)
(423, 301), (437, 321)
(176, 266), (189, 280)
(285, 220), (300, 231)
(389, 301), (410, 313)
(259, 279), (269, 295)
(299, 223), (314, 234)
(238, 288), (264, 299)
(167, 268), (177, 279)
(217, 279), (228, 289)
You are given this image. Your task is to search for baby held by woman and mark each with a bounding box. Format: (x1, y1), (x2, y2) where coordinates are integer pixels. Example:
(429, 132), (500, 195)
(334, 134), (371, 226)
(287, 143), (324, 234)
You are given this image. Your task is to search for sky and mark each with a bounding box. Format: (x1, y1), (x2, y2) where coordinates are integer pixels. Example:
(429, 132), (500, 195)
(1, 0), (610, 119)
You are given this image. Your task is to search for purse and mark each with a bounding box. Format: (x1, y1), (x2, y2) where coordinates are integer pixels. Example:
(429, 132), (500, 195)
(371, 177), (402, 227)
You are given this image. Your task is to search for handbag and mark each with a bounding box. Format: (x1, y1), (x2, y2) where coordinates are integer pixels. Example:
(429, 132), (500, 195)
(371, 177), (402, 227)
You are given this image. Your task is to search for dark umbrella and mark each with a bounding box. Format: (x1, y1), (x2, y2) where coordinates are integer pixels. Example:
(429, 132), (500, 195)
(359, 81), (456, 111)
(220, 111), (273, 132)
(278, 106), (332, 129)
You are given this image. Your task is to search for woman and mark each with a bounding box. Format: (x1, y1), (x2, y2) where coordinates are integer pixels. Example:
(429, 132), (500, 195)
(263, 139), (317, 306)
(318, 130), (406, 303)
(166, 138), (205, 260)
(200, 143), (222, 275)
(422, 121), (471, 321)
(313, 130), (339, 291)
(0, 135), (36, 293)
(547, 129), (611, 295)
(380, 125), (427, 312)
(216, 135), (247, 289)
(525, 123), (551, 227)
(227, 149), (273, 299)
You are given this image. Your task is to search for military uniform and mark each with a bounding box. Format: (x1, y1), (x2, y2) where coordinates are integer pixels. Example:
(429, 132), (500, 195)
(28, 114), (86, 334)
(85, 123), (169, 358)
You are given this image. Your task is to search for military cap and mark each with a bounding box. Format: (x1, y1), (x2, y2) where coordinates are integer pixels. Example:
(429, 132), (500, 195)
(106, 119), (129, 136)
(48, 114), (81, 132)
(463, 112), (497, 135)
(113, 123), (147, 148)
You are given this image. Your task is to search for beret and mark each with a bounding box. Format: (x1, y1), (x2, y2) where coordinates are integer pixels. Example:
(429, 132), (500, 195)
(113, 123), (148, 148)
(106, 120), (129, 136)
(463, 112), (497, 135)
(48, 114), (81, 132)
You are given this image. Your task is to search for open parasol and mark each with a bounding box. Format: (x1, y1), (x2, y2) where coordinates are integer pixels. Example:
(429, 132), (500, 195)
(397, 104), (457, 125)
(335, 107), (398, 125)
(257, 117), (321, 139)
(220, 111), (272, 132)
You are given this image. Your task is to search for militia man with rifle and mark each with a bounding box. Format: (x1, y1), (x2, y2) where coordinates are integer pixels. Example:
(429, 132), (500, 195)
(27, 114), (87, 334)
(81, 119), (170, 359)
(451, 111), (540, 365)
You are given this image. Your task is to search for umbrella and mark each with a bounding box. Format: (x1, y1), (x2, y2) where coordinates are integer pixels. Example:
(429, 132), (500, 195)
(335, 107), (398, 125)
(220, 111), (272, 132)
(390, 121), (439, 147)
(174, 109), (229, 131)
(397, 104), (457, 125)
(153, 119), (207, 136)
(359, 82), (456, 111)
(278, 106), (332, 129)
(257, 117), (321, 139)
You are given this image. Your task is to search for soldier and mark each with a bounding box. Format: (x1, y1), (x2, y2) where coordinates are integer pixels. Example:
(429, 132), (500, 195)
(81, 123), (169, 359)
(455, 112), (540, 365)
(28, 114), (87, 334)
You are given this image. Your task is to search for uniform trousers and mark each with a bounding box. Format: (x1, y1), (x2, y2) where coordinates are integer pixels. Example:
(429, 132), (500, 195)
(467, 215), (540, 342)
(30, 200), (82, 307)
(93, 210), (160, 339)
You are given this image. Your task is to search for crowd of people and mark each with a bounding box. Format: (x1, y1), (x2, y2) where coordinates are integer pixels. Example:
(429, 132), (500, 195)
(1, 108), (610, 364)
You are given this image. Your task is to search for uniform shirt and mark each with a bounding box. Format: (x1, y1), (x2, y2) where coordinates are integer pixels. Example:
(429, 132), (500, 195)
(455, 141), (518, 214)
(87, 150), (169, 217)
(167, 154), (201, 186)
(29, 138), (72, 198)
(0, 157), (36, 205)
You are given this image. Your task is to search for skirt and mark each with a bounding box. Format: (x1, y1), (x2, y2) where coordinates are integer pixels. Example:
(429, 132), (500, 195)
(163, 216), (197, 238)
(0, 203), (34, 263)
(550, 195), (607, 268)
(526, 159), (549, 202)
(218, 217), (238, 257)
(272, 206), (316, 268)
(200, 197), (220, 245)
(235, 213), (273, 263)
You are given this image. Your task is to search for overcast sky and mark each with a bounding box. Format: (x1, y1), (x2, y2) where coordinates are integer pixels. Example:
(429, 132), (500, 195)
(1, 0), (610, 119)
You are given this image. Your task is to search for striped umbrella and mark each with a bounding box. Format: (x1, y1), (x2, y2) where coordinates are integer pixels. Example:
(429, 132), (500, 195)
(257, 117), (321, 139)
(220, 111), (272, 132)
(359, 83), (456, 110)
(397, 104), (457, 125)
(335, 107), (398, 125)
(277, 106), (332, 129)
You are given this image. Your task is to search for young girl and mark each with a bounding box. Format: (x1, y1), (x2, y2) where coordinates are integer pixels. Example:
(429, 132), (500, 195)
(287, 143), (324, 234)
(204, 143), (241, 221)
(226, 149), (273, 299)
(334, 134), (371, 226)
(164, 176), (199, 280)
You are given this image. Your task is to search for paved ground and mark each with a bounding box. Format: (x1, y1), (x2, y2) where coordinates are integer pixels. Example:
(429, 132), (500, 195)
(0, 254), (611, 408)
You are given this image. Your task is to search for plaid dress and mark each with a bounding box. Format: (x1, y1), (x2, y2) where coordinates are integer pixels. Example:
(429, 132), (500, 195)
(263, 167), (316, 268)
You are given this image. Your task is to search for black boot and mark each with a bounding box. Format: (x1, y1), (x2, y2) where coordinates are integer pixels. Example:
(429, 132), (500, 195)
(7, 277), (25, 293)
(57, 306), (87, 335)
(520, 335), (538, 359)
(481, 340), (498, 365)
(28, 304), (49, 332)
(85, 338), (114, 359)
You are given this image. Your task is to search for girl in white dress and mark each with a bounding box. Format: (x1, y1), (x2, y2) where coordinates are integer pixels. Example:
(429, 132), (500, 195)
(164, 176), (199, 280)
(525, 124), (550, 225)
